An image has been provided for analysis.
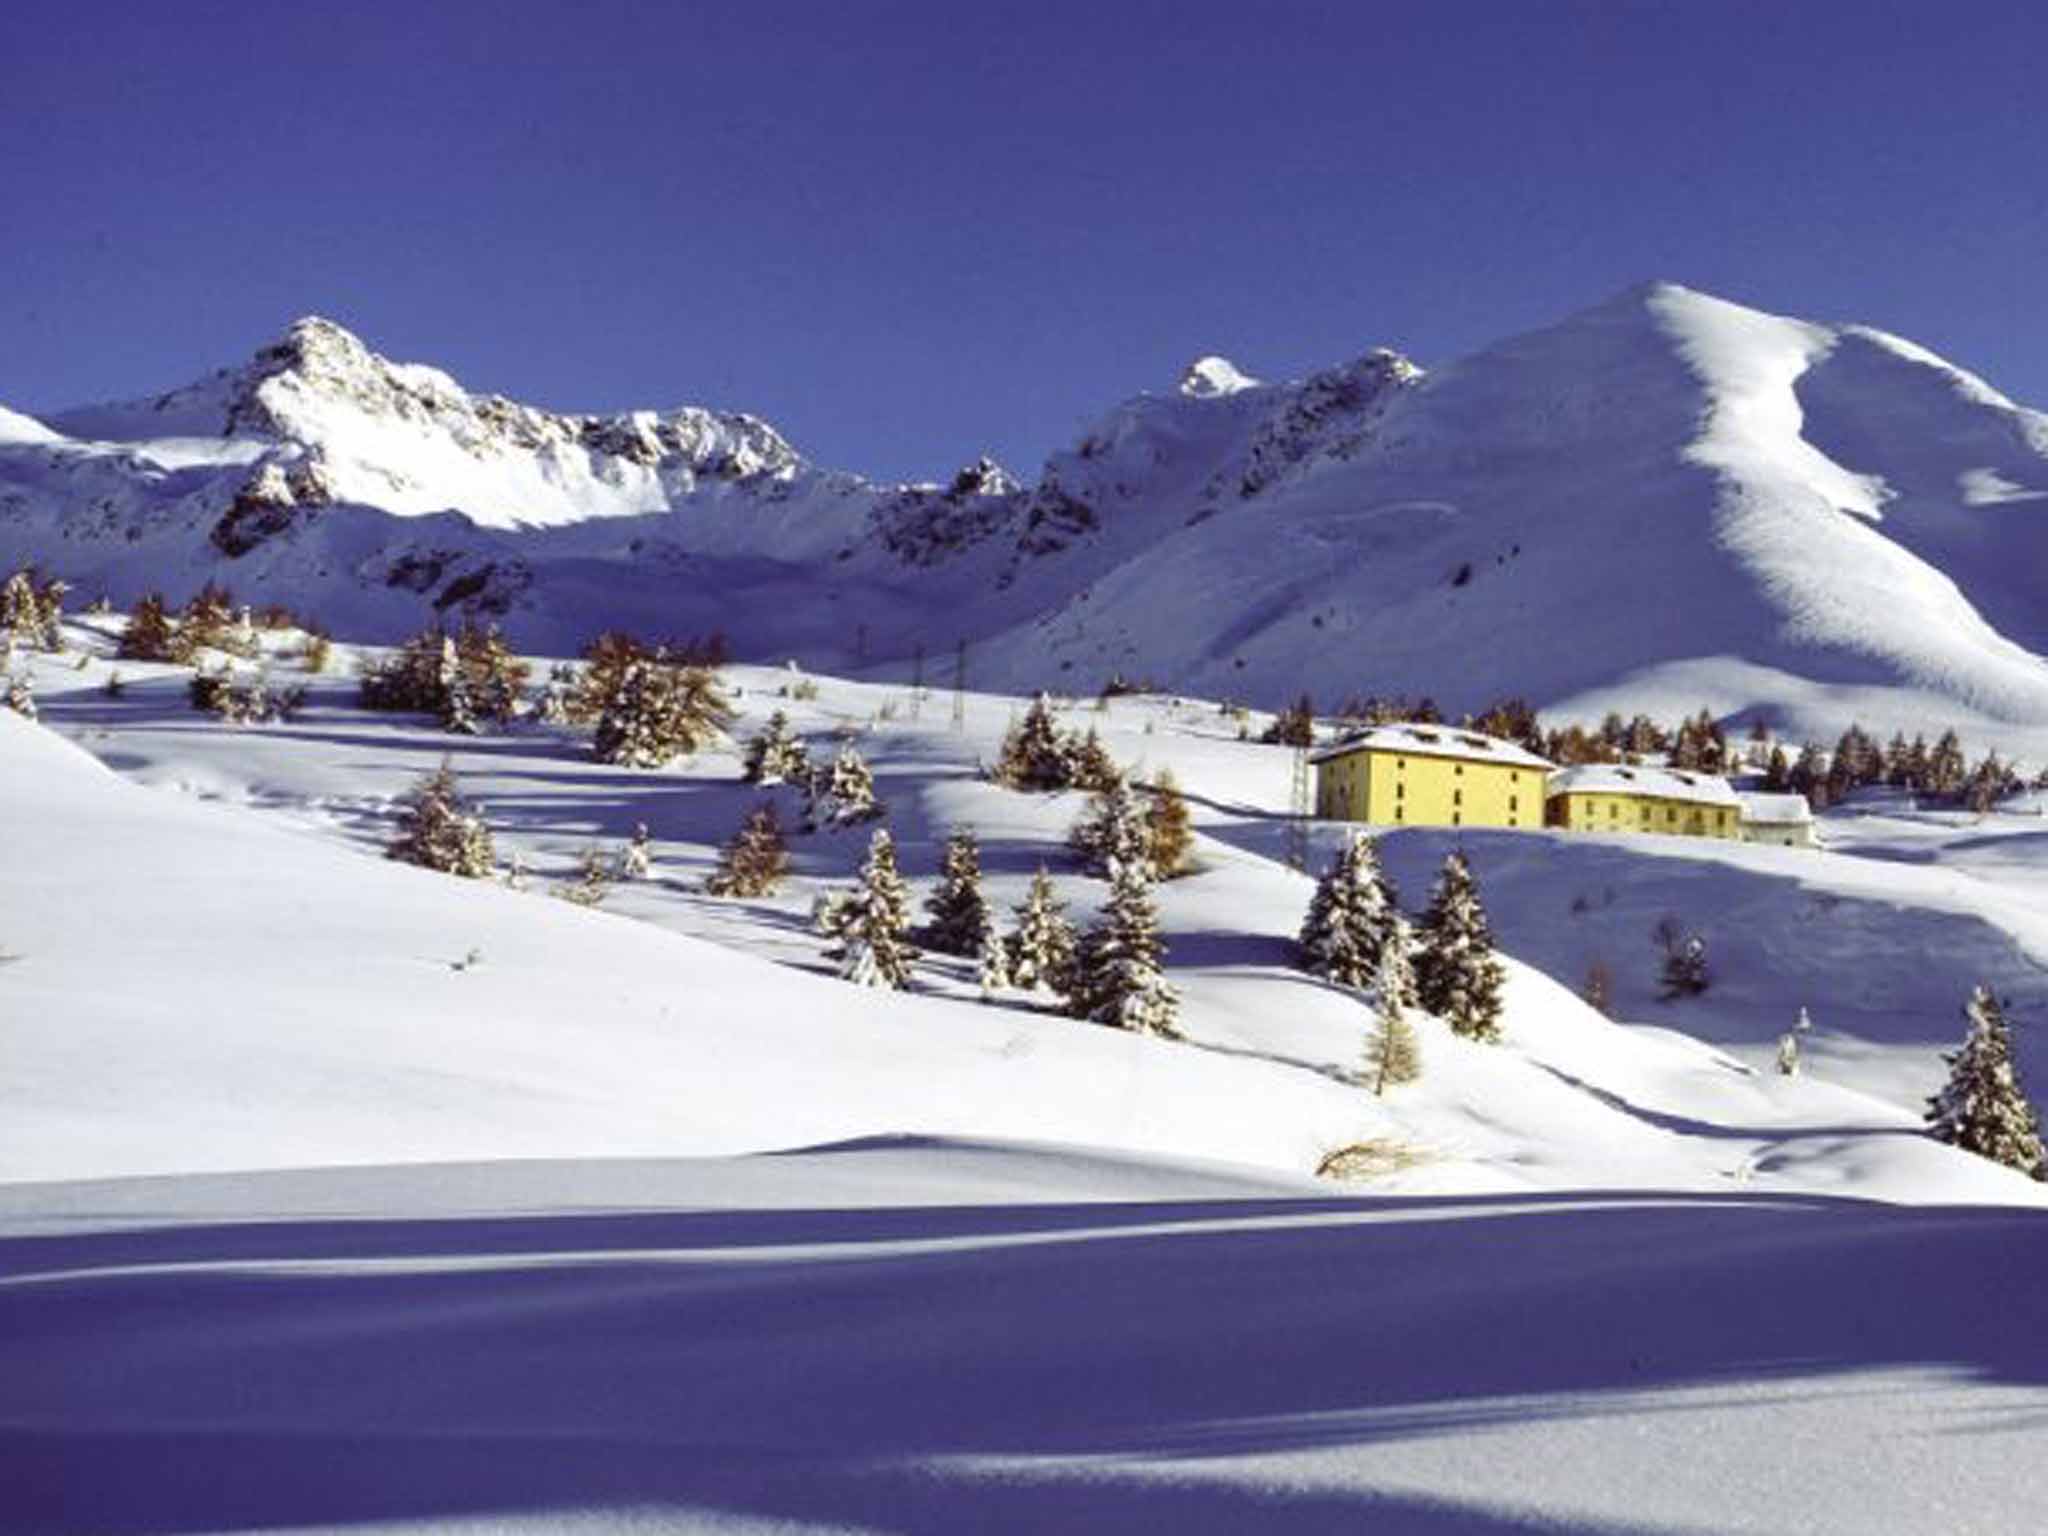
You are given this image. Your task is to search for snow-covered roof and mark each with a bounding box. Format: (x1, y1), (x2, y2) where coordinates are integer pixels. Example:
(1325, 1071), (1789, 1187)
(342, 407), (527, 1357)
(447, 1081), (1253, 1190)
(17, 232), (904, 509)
(1309, 723), (1552, 771)
(1547, 764), (1741, 809)
(1739, 792), (1815, 825)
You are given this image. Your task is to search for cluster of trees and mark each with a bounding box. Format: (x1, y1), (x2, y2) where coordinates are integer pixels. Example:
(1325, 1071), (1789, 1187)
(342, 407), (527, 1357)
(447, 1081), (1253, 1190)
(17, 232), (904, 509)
(1763, 723), (2038, 812)
(358, 621), (530, 732)
(1, 566), (67, 652)
(117, 585), (261, 665)
(189, 666), (308, 725)
(1297, 834), (1508, 1092)
(991, 694), (1121, 792)
(384, 760), (496, 879)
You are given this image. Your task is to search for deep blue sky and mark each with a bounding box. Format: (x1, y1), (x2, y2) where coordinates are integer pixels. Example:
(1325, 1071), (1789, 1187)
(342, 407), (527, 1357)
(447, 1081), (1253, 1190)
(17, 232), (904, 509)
(5, 1), (2046, 481)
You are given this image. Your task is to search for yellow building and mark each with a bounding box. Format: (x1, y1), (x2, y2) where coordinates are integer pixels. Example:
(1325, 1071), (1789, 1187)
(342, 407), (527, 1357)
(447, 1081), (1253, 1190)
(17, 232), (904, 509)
(1544, 765), (1742, 839)
(1311, 724), (1552, 830)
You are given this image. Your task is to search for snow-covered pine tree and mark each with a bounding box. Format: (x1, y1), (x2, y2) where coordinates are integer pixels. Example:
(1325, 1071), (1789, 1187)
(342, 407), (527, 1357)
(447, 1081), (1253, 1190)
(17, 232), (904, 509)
(385, 760), (495, 878)
(995, 693), (1075, 790)
(1928, 729), (1968, 799)
(173, 583), (245, 662)
(1146, 768), (1195, 879)
(618, 822), (653, 881)
(1775, 1032), (1802, 1077)
(922, 827), (994, 956)
(1926, 986), (2044, 1178)
(438, 638), (482, 735)
(830, 827), (917, 989)
(1008, 866), (1077, 992)
(741, 709), (810, 785)
(1298, 829), (1402, 987)
(1414, 850), (1506, 1043)
(1795, 1004), (1813, 1033)
(1067, 726), (1122, 793)
(1364, 922), (1422, 1095)
(1071, 776), (1153, 878)
(806, 741), (882, 829)
(976, 924), (1013, 999)
(1065, 855), (1179, 1037)
(0, 570), (41, 647)
(706, 802), (790, 897)
(116, 592), (178, 662)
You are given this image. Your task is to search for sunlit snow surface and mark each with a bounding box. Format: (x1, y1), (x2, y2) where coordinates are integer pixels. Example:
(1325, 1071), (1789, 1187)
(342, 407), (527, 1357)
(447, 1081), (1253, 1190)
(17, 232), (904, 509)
(6, 630), (2048, 1531)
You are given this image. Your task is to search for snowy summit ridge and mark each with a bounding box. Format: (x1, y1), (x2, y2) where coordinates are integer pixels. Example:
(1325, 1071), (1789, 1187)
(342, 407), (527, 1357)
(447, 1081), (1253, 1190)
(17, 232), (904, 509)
(7, 282), (2048, 740)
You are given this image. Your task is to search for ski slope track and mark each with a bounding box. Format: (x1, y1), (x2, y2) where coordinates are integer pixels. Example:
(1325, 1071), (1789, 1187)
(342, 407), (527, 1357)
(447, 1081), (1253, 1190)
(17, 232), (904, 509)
(8, 282), (2048, 746)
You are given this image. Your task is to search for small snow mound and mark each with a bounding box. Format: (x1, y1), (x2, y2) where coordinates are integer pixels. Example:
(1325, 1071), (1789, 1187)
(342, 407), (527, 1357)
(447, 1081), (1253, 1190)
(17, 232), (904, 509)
(1178, 355), (1260, 399)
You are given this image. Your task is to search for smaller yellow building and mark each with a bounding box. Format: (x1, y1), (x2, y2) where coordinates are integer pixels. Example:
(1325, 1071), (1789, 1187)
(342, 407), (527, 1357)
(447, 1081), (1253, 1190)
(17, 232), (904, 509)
(1312, 724), (1552, 830)
(1545, 765), (1742, 839)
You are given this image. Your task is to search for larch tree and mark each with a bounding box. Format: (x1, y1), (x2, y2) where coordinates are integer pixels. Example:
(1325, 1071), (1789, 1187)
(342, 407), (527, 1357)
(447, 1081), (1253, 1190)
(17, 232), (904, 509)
(705, 802), (791, 897)
(1363, 918), (1422, 1095)
(1926, 986), (2044, 1178)
(1146, 768), (1195, 879)
(1414, 850), (1506, 1043)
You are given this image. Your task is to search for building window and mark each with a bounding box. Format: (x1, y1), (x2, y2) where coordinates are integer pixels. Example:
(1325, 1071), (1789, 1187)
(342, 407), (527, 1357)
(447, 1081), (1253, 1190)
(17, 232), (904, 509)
(1510, 796), (1518, 813)
(1452, 811), (1462, 825)
(1453, 789), (1462, 806)
(1396, 781), (1404, 799)
(1395, 806), (1404, 821)
(1454, 764), (1464, 775)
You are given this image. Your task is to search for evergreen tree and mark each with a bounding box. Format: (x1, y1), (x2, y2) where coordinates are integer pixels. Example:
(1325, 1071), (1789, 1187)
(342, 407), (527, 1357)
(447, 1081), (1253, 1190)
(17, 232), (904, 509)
(706, 802), (791, 897)
(1789, 742), (1830, 810)
(1298, 829), (1402, 988)
(116, 592), (178, 662)
(923, 827), (994, 956)
(591, 660), (733, 767)
(439, 638), (482, 735)
(1071, 777), (1153, 878)
(741, 709), (810, 785)
(1927, 729), (1968, 798)
(1067, 726), (1123, 792)
(829, 828), (917, 989)
(1008, 867), (1077, 992)
(534, 662), (578, 725)
(805, 741), (883, 829)
(1926, 986), (2044, 1178)
(1065, 855), (1179, 1037)
(385, 761), (495, 878)
(975, 925), (1013, 999)
(1259, 693), (1317, 747)
(1146, 768), (1195, 879)
(1364, 920), (1422, 1095)
(995, 693), (1076, 790)
(1762, 744), (1792, 793)
(1414, 851), (1506, 1043)
(1775, 1032), (1802, 1077)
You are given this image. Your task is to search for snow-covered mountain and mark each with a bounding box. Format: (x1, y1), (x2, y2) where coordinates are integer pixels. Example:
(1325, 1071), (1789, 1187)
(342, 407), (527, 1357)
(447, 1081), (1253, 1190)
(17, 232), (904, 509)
(8, 283), (2048, 740)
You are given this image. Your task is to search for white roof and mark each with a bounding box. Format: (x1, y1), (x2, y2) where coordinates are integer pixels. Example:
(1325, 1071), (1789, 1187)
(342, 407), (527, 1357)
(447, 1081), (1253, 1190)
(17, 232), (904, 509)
(1309, 723), (1552, 771)
(1739, 792), (1814, 825)
(1547, 764), (1741, 809)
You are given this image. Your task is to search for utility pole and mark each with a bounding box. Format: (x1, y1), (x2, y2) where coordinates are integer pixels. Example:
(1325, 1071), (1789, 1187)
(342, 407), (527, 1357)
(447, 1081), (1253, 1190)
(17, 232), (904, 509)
(1286, 743), (1312, 872)
(910, 642), (926, 721)
(950, 637), (968, 732)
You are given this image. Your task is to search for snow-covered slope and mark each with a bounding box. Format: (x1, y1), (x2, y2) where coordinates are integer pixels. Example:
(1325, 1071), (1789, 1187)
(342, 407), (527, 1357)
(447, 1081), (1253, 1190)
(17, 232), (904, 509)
(7, 284), (2048, 747)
